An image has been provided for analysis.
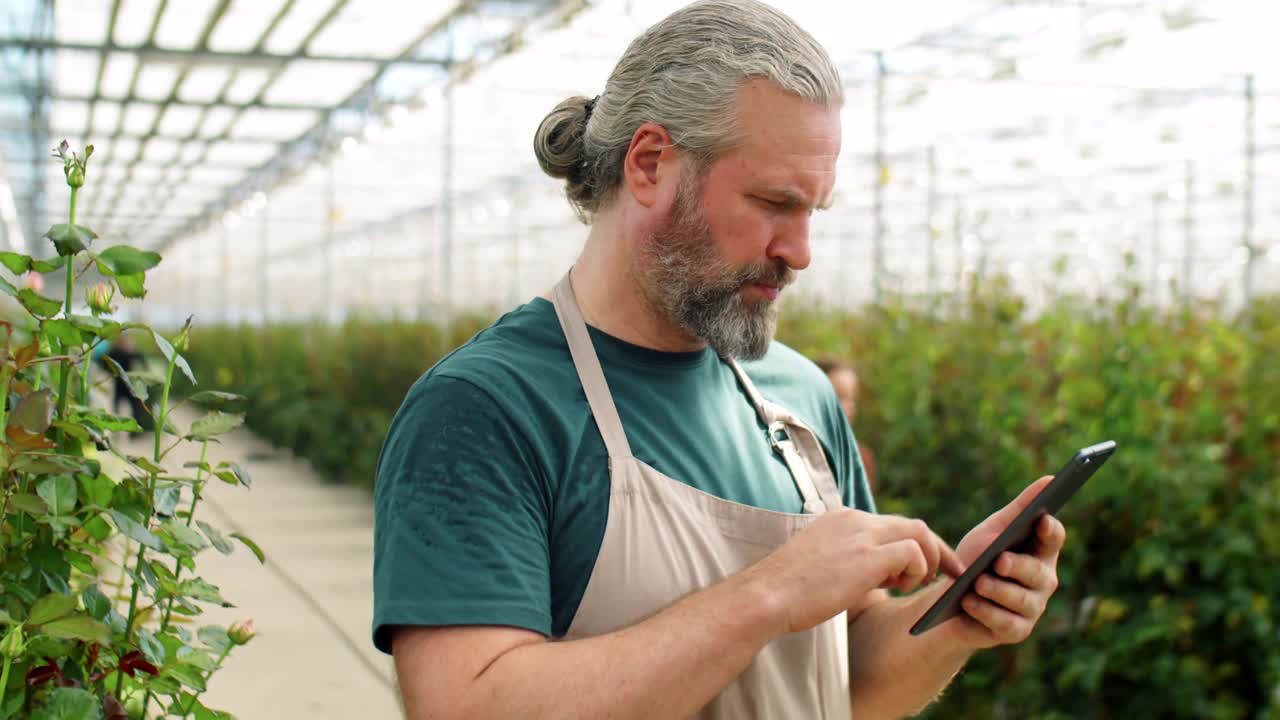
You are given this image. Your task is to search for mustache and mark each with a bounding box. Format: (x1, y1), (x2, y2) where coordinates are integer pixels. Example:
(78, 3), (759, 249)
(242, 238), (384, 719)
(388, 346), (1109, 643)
(733, 259), (795, 289)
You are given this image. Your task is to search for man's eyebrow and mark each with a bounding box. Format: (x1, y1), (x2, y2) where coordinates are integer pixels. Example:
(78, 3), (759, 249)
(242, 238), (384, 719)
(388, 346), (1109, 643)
(774, 188), (834, 211)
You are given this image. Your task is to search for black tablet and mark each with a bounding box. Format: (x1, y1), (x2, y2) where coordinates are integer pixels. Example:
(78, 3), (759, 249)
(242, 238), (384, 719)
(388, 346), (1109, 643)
(909, 440), (1117, 636)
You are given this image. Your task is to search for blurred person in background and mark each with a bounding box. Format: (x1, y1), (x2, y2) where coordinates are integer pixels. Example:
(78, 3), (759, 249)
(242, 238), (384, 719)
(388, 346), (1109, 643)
(374, 2), (1066, 718)
(817, 356), (878, 494)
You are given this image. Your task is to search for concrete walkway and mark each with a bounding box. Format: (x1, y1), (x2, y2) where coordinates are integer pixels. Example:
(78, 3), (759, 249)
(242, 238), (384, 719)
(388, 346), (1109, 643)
(121, 410), (401, 719)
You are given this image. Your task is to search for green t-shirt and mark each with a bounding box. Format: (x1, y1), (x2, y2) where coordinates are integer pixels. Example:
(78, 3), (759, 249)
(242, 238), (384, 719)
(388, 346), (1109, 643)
(372, 297), (874, 654)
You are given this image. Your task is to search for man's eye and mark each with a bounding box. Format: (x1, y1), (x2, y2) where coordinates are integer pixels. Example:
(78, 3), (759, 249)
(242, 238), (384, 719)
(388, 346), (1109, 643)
(757, 197), (788, 209)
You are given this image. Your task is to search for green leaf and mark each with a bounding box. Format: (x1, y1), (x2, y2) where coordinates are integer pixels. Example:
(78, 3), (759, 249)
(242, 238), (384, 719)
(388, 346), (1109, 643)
(70, 315), (122, 341)
(108, 510), (163, 551)
(50, 421), (90, 443)
(64, 550), (96, 575)
(178, 578), (227, 606)
(153, 486), (180, 518)
(231, 532), (265, 564)
(28, 592), (77, 625)
(161, 520), (209, 553)
(193, 704), (233, 720)
(153, 330), (195, 385)
(36, 476), (77, 516)
(196, 521), (233, 555)
(81, 584), (111, 620)
(95, 246), (161, 276)
(44, 223), (97, 256)
(217, 462), (251, 489)
(78, 474), (114, 508)
(0, 275), (16, 297)
(138, 628), (166, 666)
(187, 391), (245, 407)
(41, 614), (111, 645)
(101, 356), (149, 404)
(29, 687), (102, 720)
(76, 409), (142, 433)
(15, 453), (92, 476)
(31, 256), (66, 273)
(197, 624), (230, 653)
(42, 318), (82, 347)
(82, 516), (111, 542)
(18, 289), (64, 317)
(164, 663), (208, 692)
(10, 493), (49, 515)
(0, 251), (31, 275)
(188, 412), (244, 441)
(10, 389), (54, 433)
(114, 272), (146, 299)
(129, 455), (164, 475)
(176, 645), (218, 671)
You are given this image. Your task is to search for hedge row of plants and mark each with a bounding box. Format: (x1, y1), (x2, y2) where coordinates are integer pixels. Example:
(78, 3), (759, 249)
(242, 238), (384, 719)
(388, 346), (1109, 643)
(182, 277), (1279, 719)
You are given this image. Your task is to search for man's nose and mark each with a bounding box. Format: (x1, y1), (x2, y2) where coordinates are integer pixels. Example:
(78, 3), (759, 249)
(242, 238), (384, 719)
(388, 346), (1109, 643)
(767, 215), (811, 271)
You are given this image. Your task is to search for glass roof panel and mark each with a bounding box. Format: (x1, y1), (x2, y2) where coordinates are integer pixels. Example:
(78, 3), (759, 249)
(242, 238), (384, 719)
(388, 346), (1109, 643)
(230, 108), (321, 140)
(48, 103), (88, 141)
(223, 69), (273, 104)
(134, 64), (181, 101)
(178, 66), (233, 103)
(204, 140), (281, 167)
(263, 0), (338, 55)
(208, 0), (289, 52)
(157, 105), (205, 136)
(91, 101), (123, 136)
(113, 0), (164, 47)
(52, 50), (99, 96)
(99, 53), (138, 99)
(262, 61), (378, 106)
(198, 107), (238, 138)
(307, 2), (457, 59)
(154, 0), (220, 50)
(179, 142), (207, 164)
(55, 0), (112, 45)
(120, 102), (158, 135)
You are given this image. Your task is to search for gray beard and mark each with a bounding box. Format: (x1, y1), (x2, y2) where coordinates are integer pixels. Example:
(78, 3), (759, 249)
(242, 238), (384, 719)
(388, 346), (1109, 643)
(637, 178), (794, 361)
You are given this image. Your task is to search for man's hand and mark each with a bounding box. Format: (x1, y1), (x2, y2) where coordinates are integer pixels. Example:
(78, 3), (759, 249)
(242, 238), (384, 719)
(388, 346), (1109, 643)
(748, 510), (965, 635)
(941, 476), (1067, 649)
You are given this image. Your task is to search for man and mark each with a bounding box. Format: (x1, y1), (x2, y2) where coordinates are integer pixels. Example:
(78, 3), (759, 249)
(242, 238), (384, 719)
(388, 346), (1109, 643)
(373, 2), (1065, 718)
(817, 357), (878, 492)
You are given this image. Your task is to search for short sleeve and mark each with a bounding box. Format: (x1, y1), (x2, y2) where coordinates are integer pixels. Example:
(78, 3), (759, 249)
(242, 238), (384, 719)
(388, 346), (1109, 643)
(818, 385), (876, 513)
(372, 373), (552, 654)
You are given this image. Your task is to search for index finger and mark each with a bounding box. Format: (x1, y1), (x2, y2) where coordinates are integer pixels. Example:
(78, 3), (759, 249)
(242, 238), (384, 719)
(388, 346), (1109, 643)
(937, 536), (965, 578)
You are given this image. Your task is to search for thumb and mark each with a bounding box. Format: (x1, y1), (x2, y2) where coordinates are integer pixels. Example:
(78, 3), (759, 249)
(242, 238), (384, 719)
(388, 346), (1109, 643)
(989, 475), (1053, 526)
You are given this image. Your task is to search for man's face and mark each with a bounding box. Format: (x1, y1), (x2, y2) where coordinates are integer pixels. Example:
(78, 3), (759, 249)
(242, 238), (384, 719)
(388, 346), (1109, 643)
(636, 80), (842, 360)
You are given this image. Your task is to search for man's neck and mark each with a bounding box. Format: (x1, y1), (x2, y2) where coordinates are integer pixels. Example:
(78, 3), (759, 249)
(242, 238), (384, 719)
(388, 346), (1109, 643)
(545, 215), (705, 354)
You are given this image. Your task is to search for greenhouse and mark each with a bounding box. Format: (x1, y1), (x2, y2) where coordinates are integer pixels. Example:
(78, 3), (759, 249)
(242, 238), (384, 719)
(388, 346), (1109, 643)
(0, 1), (1277, 718)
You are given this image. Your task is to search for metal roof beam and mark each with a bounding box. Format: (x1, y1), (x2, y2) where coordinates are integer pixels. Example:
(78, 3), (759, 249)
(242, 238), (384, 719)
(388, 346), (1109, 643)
(34, 91), (332, 113)
(0, 38), (449, 68)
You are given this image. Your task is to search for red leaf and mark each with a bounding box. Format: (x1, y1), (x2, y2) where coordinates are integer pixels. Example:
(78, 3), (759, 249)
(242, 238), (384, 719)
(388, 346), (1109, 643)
(25, 659), (62, 687)
(87, 643), (100, 670)
(102, 693), (128, 720)
(118, 650), (159, 677)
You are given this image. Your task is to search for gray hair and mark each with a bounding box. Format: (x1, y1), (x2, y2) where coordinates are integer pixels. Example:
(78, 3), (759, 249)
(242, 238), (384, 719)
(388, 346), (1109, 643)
(533, 0), (844, 223)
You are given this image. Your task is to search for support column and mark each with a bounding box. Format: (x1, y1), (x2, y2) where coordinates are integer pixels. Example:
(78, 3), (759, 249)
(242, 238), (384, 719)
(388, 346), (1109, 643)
(872, 51), (887, 303)
(1182, 160), (1194, 306)
(1243, 74), (1256, 305)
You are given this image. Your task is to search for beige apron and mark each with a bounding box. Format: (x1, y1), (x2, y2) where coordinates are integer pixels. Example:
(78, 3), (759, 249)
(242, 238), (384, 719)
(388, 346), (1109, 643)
(552, 274), (852, 719)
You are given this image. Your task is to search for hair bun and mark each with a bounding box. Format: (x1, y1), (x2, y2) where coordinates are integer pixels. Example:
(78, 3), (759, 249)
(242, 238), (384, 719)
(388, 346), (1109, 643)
(533, 95), (593, 181)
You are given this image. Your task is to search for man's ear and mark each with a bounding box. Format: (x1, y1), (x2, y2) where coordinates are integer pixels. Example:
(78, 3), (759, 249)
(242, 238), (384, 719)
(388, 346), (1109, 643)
(623, 122), (678, 209)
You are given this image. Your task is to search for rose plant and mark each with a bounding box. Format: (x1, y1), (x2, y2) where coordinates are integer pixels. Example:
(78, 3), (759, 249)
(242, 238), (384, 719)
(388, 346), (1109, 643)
(0, 141), (263, 719)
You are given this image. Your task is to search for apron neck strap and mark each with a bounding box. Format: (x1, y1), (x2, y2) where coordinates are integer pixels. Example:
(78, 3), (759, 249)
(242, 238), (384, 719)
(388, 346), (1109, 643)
(551, 272), (634, 461)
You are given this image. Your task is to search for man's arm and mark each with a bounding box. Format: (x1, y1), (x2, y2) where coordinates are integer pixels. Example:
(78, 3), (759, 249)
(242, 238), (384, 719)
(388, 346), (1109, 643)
(393, 509), (964, 720)
(394, 569), (782, 720)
